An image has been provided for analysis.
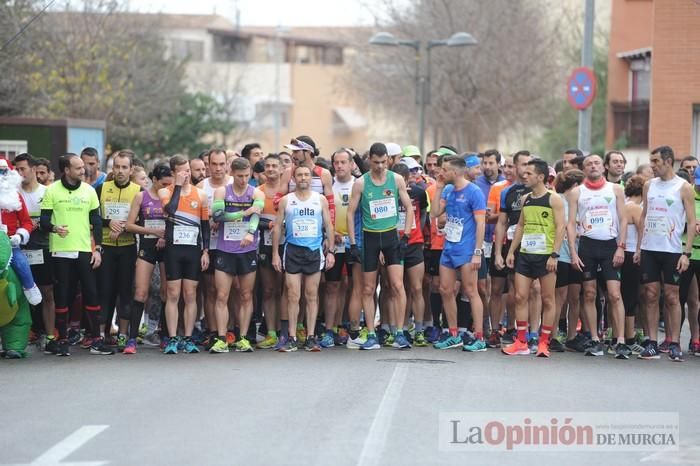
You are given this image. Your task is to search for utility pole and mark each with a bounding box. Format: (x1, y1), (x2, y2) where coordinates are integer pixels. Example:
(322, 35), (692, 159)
(578, 0), (595, 153)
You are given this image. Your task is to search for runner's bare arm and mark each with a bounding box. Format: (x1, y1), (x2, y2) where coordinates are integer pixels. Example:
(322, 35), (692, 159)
(613, 184), (627, 247)
(682, 182), (696, 254)
(566, 187), (580, 259)
(493, 212), (507, 257)
(550, 192), (566, 255)
(637, 181), (650, 255)
(125, 192), (149, 236)
(272, 196), (287, 253)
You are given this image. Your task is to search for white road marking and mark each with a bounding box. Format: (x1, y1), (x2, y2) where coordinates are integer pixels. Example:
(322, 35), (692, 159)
(357, 363), (408, 466)
(3, 425), (109, 466)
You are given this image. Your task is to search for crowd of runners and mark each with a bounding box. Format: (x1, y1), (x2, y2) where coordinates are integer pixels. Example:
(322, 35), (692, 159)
(5, 138), (700, 362)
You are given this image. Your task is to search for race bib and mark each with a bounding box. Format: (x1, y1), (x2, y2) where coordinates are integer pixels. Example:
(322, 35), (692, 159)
(398, 210), (416, 231)
(369, 198), (397, 220)
(52, 251), (79, 259)
(223, 221), (247, 241)
(263, 229), (272, 246)
(173, 225), (198, 246)
(522, 233), (547, 254)
(585, 209), (613, 233)
(104, 202), (130, 222)
(335, 235), (349, 254)
(24, 249), (44, 265)
(645, 215), (668, 235)
(292, 218), (318, 238)
(483, 241), (493, 259)
(144, 219), (165, 239)
(444, 219), (464, 243)
(506, 224), (517, 241)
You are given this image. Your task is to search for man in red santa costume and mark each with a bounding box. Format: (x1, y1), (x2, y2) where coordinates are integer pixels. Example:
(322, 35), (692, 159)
(0, 158), (42, 305)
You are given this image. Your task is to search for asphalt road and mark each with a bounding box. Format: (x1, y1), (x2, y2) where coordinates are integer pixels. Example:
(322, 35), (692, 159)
(1, 343), (699, 466)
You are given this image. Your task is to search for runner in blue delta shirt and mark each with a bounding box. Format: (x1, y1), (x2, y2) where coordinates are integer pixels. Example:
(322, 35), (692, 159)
(440, 182), (487, 268)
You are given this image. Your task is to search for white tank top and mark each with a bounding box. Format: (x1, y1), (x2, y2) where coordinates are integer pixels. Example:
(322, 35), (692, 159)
(641, 176), (686, 253)
(577, 182), (619, 241)
(625, 201), (639, 253)
(201, 176), (232, 250)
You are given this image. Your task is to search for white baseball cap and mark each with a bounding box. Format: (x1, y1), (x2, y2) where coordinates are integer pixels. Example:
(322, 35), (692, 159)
(385, 143), (402, 157)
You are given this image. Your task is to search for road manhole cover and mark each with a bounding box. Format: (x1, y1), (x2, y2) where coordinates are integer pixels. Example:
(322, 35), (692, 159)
(376, 358), (454, 365)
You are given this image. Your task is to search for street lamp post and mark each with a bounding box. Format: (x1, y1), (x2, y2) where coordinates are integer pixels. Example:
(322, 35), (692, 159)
(369, 31), (477, 156)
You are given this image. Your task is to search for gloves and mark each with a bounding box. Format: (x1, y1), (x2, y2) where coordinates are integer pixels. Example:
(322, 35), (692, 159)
(398, 235), (409, 260)
(348, 244), (361, 265)
(9, 234), (21, 248)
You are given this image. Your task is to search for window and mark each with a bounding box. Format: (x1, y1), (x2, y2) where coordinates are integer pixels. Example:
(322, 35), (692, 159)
(630, 57), (650, 102)
(0, 139), (28, 160)
(169, 39), (204, 61)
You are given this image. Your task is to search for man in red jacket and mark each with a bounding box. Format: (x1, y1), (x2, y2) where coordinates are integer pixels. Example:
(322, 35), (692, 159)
(0, 158), (42, 305)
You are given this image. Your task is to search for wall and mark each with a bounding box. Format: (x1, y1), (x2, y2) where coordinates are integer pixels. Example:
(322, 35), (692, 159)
(605, 0), (654, 148)
(649, 0), (700, 156)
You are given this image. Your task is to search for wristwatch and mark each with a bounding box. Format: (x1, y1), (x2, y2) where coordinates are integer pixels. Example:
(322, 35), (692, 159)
(683, 252), (692, 258)
(94, 245), (103, 254)
(473, 249), (483, 256)
(550, 252), (560, 259)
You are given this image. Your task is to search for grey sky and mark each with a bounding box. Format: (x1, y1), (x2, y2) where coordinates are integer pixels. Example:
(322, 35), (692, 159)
(125, 0), (374, 26)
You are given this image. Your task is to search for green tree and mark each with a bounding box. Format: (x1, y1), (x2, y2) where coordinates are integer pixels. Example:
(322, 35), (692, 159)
(117, 92), (236, 157)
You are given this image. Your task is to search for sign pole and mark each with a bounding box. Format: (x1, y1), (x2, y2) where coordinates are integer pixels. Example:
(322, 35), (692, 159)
(578, 0), (595, 154)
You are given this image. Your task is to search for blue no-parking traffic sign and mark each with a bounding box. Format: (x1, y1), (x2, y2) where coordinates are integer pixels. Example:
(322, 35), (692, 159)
(567, 67), (597, 111)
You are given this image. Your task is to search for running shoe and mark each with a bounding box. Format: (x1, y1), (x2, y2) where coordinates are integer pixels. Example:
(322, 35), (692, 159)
(57, 339), (70, 357)
(668, 343), (684, 362)
(535, 340), (550, 358)
(23, 284), (42, 306)
(347, 329), (368, 349)
(403, 330), (414, 345)
(226, 331), (236, 348)
(3, 350), (22, 359)
(139, 323), (148, 338)
(383, 333), (395, 348)
(210, 337), (229, 353)
(274, 334), (288, 351)
(463, 337), (487, 352)
(67, 328), (82, 346)
(486, 331), (501, 348)
(528, 337), (539, 354)
(90, 338), (115, 355)
(164, 338), (178, 355)
(393, 332), (411, 349)
(80, 336), (95, 349)
(691, 341), (700, 356)
(565, 334), (588, 353)
(29, 329), (39, 344)
(305, 335), (321, 352)
(628, 342), (645, 355)
(44, 338), (59, 355)
(359, 335), (381, 350)
(584, 340), (604, 357)
(320, 331), (335, 348)
(433, 334), (462, 350)
(658, 339), (671, 353)
(337, 328), (349, 346)
(184, 338), (200, 354)
(615, 343), (631, 360)
(117, 334), (127, 352)
(413, 331), (428, 347)
(638, 341), (660, 360)
(426, 326), (441, 343)
(235, 337), (254, 352)
(501, 328), (517, 345)
(297, 326), (307, 344)
(501, 339), (530, 356)
(123, 338), (137, 355)
(104, 335), (118, 347)
(176, 337), (186, 351)
(257, 334), (278, 349)
(280, 338), (298, 352)
(548, 338), (565, 353)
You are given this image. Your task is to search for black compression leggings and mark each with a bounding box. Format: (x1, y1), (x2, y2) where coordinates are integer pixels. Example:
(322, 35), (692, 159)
(53, 253), (101, 339)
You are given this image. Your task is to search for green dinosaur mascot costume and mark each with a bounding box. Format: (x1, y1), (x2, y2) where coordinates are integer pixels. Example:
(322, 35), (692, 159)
(0, 232), (31, 358)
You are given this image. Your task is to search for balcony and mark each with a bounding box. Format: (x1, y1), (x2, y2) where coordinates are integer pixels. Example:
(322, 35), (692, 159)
(610, 100), (649, 148)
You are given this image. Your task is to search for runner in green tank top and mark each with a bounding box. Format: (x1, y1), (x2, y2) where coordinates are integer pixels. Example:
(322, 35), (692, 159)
(503, 159), (565, 358)
(346, 143), (415, 350)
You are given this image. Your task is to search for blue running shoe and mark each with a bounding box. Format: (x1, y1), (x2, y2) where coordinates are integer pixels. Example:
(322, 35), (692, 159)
(393, 332), (411, 349)
(275, 334), (289, 352)
(434, 334), (462, 350)
(164, 338), (178, 355)
(360, 335), (380, 350)
(463, 337), (487, 352)
(320, 331), (335, 348)
(184, 338), (200, 353)
(176, 337), (185, 351)
(426, 326), (441, 343)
